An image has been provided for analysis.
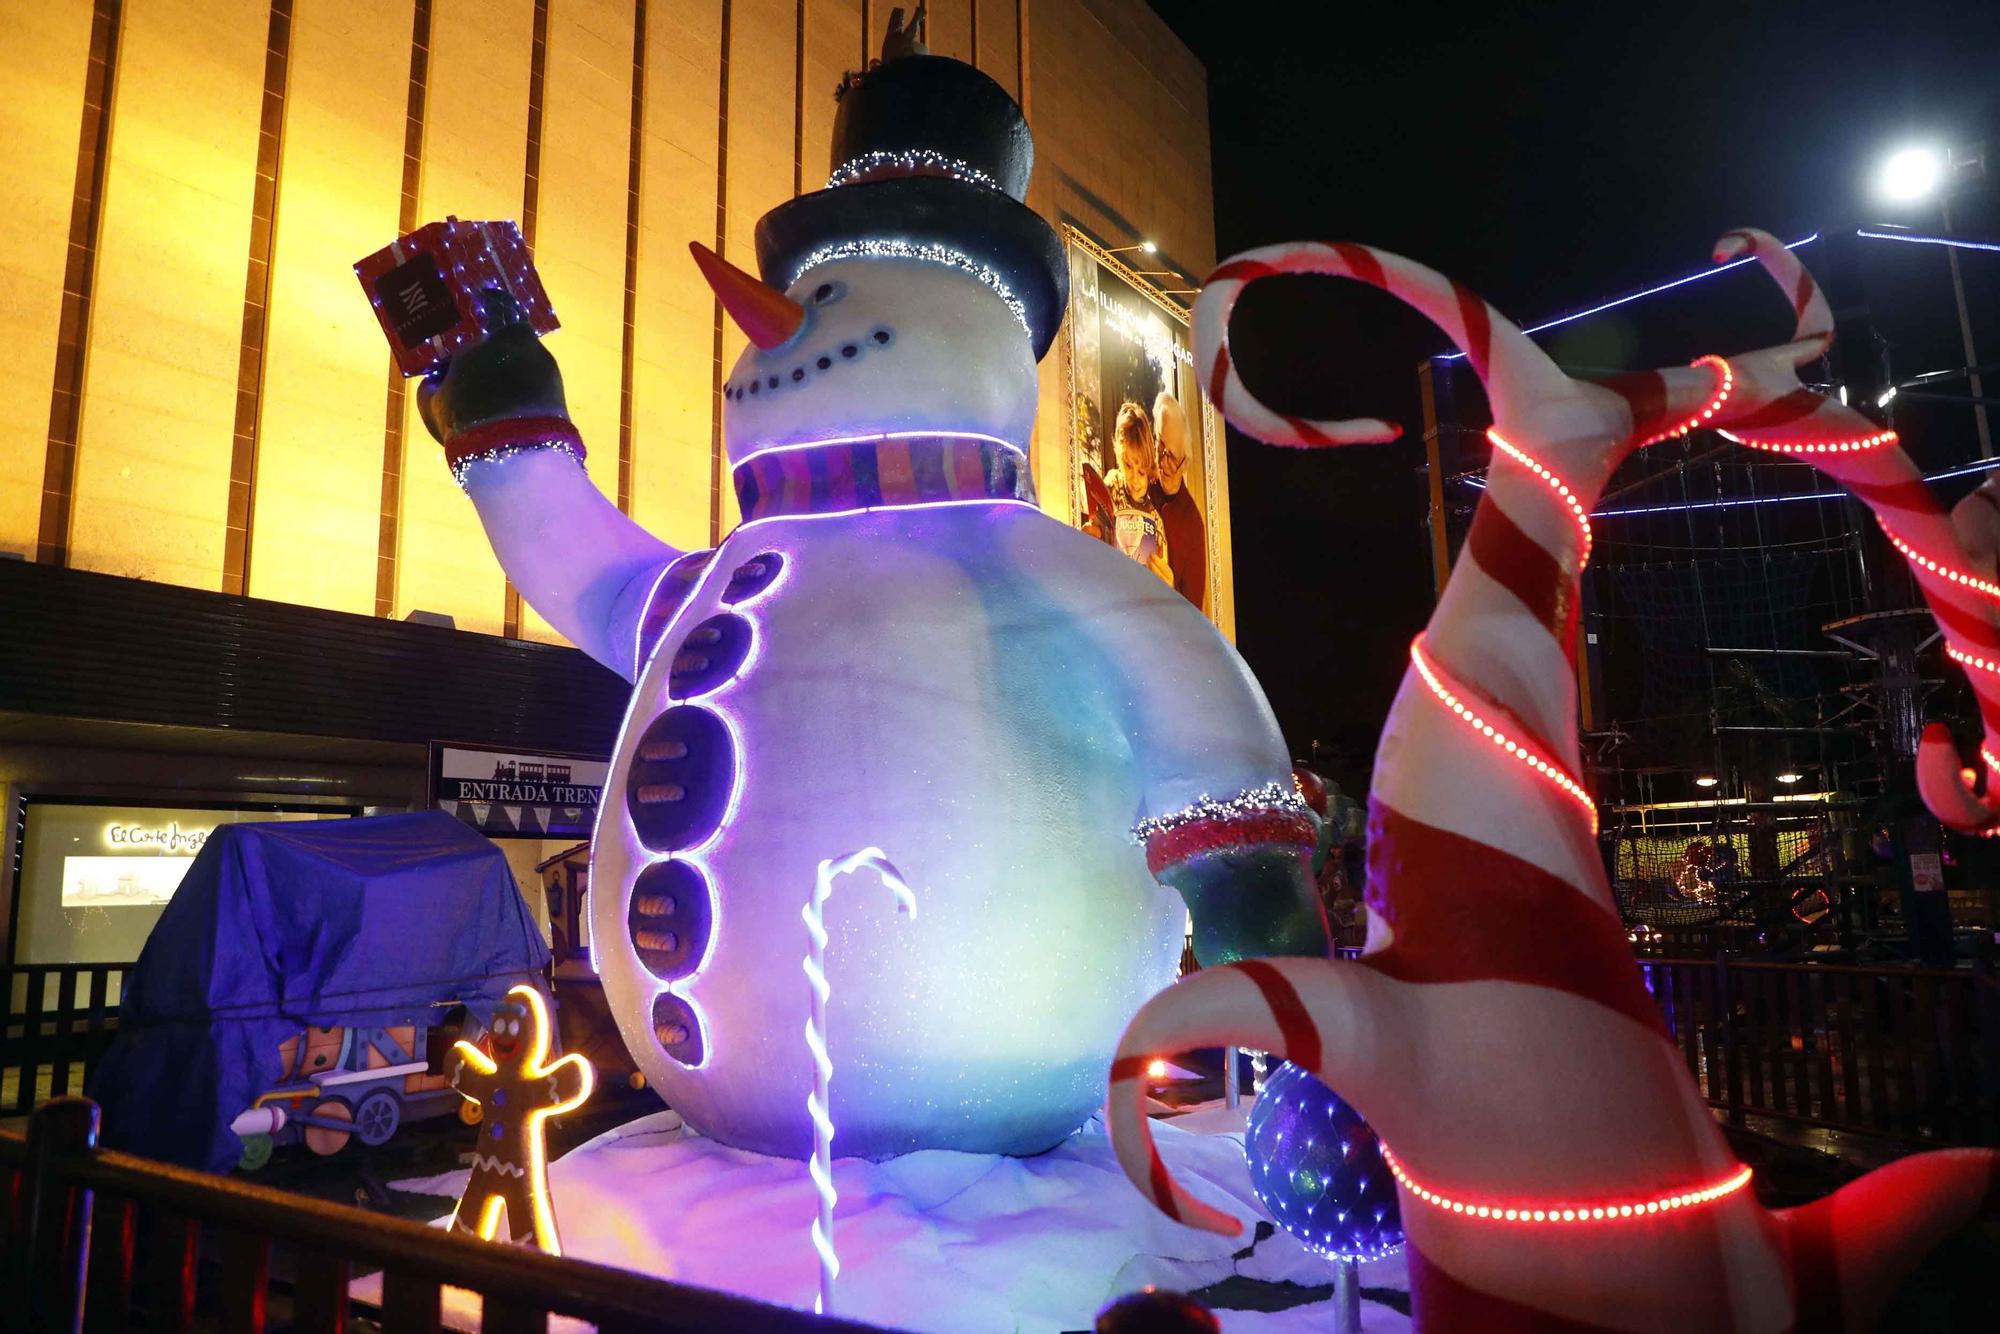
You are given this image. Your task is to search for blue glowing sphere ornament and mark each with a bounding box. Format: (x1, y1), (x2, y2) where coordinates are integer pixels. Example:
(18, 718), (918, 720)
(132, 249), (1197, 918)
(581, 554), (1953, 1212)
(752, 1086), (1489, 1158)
(1244, 1061), (1403, 1261)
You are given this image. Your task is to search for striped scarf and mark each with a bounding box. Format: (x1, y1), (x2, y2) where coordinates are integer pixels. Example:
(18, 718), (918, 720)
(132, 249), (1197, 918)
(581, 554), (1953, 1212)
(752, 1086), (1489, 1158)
(731, 435), (1033, 522)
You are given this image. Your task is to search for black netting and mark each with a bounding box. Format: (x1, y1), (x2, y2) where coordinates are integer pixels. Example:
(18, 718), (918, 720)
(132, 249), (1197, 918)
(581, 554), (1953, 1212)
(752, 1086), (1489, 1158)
(1612, 556), (1820, 722)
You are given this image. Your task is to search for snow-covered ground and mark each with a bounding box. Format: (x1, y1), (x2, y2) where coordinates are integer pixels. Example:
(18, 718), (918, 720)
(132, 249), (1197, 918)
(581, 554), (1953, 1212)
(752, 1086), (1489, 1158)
(382, 1102), (1411, 1332)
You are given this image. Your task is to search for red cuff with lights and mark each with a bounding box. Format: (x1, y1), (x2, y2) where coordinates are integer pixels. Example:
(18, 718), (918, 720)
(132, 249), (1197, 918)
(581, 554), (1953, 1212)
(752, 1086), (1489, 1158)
(1142, 810), (1317, 877)
(444, 415), (587, 484)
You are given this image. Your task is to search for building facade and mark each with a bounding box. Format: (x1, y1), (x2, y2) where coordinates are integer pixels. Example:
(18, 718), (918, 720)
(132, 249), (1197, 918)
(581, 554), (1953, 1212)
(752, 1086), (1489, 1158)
(2, 0), (1227, 637)
(0, 0), (1224, 975)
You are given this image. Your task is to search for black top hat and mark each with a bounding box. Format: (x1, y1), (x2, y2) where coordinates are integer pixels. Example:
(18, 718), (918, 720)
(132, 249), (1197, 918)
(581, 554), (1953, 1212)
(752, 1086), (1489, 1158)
(754, 47), (1069, 361)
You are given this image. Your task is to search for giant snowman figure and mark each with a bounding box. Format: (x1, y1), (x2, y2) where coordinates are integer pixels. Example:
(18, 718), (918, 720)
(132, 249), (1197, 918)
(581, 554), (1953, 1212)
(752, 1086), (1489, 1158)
(418, 29), (1326, 1159)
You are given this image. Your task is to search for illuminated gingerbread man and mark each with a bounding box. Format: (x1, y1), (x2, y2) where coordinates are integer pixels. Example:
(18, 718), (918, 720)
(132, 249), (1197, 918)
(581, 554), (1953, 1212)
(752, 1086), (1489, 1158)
(448, 984), (593, 1253)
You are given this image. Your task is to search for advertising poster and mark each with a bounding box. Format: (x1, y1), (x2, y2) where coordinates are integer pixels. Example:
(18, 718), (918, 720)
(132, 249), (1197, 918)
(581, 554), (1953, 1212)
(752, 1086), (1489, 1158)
(1063, 228), (1224, 625)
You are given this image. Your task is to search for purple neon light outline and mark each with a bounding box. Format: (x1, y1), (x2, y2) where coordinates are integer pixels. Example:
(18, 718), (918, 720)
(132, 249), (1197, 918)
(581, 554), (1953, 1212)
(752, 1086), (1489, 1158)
(1436, 232), (1821, 362)
(731, 427), (1028, 473)
(1855, 227), (2000, 254)
(601, 541), (791, 1065)
(662, 557), (792, 1063)
(731, 494), (1038, 540)
(628, 547), (716, 683)
(589, 543), (739, 984)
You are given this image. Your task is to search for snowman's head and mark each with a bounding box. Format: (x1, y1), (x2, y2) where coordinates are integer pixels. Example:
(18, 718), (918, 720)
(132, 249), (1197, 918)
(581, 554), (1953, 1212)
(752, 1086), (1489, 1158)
(703, 252), (1039, 468)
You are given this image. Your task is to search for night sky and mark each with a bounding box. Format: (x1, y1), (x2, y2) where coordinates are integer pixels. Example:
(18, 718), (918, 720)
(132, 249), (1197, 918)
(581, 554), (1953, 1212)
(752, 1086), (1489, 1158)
(1147, 0), (2000, 796)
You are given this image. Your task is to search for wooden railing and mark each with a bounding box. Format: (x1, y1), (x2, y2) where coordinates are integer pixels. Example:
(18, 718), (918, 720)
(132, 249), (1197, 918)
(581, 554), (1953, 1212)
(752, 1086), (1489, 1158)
(1, 963), (129, 1117)
(1640, 957), (2000, 1145)
(0, 1097), (889, 1333)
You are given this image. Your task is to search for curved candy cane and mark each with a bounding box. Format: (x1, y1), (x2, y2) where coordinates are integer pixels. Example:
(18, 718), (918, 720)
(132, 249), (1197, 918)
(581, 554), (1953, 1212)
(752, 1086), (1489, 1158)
(1709, 230), (2000, 835)
(1112, 231), (2000, 1332)
(804, 848), (917, 1315)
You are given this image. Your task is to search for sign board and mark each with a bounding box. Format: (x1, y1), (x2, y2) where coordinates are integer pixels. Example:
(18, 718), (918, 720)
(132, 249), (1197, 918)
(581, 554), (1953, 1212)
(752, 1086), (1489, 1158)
(1909, 850), (1944, 894)
(430, 742), (609, 840)
(16, 802), (349, 965)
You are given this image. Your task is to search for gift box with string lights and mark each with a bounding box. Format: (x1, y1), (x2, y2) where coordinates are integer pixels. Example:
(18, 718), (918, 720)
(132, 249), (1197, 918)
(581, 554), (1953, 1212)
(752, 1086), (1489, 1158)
(354, 216), (559, 378)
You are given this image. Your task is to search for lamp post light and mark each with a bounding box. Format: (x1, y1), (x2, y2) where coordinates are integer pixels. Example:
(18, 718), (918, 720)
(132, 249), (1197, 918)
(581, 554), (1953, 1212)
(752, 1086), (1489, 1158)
(1875, 143), (1991, 457)
(1104, 240), (1159, 257)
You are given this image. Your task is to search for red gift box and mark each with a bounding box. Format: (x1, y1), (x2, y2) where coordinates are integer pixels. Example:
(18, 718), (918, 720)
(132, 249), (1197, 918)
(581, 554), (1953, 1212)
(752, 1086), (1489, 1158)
(354, 216), (560, 378)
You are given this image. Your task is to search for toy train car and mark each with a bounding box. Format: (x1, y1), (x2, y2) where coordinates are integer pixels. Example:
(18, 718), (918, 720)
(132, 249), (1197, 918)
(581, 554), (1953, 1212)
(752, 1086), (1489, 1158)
(227, 1005), (485, 1171)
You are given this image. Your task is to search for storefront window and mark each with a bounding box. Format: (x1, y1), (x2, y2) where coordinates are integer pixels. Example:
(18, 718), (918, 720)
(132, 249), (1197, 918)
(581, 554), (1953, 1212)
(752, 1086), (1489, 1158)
(11, 801), (355, 965)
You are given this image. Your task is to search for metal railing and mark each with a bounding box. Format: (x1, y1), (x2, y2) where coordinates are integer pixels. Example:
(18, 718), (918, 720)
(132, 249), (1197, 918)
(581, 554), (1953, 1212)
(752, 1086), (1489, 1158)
(2, 963), (129, 1117)
(1192, 943), (1997, 1146)
(0, 1097), (889, 1333)
(1641, 956), (1999, 1145)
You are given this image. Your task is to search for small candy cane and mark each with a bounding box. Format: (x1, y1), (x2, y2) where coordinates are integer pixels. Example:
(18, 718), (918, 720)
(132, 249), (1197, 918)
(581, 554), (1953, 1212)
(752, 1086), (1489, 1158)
(804, 848), (918, 1315)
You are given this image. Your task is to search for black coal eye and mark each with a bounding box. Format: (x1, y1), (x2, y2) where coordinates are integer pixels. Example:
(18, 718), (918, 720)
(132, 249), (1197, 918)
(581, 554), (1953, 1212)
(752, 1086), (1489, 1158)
(811, 281), (845, 305)
(870, 327), (893, 345)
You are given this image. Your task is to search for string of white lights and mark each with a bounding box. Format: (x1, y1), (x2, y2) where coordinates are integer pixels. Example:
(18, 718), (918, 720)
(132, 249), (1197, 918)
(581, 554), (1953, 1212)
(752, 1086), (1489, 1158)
(803, 848), (918, 1315)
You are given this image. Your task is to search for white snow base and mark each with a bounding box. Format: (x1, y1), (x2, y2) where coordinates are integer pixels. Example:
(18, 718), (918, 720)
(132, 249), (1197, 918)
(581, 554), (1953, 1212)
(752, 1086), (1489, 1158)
(382, 1104), (1410, 1332)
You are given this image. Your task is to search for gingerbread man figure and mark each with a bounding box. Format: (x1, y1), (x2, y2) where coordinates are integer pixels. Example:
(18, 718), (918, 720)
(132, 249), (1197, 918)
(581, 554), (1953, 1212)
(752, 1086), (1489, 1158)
(448, 984), (593, 1253)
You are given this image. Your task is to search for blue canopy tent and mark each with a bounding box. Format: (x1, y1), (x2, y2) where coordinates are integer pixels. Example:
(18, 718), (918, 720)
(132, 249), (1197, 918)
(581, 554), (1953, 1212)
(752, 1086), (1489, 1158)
(89, 811), (550, 1172)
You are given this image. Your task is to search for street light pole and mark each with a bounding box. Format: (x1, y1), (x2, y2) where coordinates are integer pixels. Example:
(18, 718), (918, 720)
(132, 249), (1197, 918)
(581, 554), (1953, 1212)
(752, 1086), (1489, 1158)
(1939, 190), (1993, 457)
(1875, 143), (1991, 457)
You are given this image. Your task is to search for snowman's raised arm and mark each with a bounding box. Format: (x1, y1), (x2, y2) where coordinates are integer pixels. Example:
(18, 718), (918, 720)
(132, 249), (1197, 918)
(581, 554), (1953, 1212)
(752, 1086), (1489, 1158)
(417, 308), (695, 681)
(458, 448), (692, 681)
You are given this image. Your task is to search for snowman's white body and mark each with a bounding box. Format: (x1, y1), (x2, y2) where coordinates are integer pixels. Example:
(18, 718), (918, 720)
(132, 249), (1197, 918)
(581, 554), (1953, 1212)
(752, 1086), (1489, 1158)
(466, 259), (1294, 1159)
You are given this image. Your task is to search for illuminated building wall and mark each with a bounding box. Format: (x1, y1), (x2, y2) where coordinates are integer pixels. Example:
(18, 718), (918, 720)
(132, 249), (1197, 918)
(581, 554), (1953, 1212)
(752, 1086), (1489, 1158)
(1, 0), (1229, 640)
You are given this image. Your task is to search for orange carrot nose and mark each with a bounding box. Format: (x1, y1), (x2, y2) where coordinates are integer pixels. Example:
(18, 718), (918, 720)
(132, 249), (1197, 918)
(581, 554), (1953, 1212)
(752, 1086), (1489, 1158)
(688, 241), (805, 350)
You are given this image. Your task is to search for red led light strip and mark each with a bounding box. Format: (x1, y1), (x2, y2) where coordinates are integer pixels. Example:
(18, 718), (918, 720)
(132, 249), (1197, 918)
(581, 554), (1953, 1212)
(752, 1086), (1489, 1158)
(1723, 426), (1898, 455)
(1380, 1144), (1753, 1225)
(1728, 430), (1896, 456)
(1949, 645), (2000, 677)
(1636, 354), (1735, 448)
(1879, 524), (2000, 601)
(1410, 638), (1598, 833)
(1485, 428), (1592, 566)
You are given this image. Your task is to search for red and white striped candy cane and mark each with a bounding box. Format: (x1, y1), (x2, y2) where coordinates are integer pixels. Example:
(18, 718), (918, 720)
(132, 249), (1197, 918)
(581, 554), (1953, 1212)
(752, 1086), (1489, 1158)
(1113, 230), (2000, 1332)
(1709, 229), (2000, 835)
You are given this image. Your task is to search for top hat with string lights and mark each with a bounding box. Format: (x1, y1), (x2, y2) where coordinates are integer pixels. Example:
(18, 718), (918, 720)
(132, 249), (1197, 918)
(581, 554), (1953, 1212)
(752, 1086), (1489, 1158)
(745, 5), (1068, 360)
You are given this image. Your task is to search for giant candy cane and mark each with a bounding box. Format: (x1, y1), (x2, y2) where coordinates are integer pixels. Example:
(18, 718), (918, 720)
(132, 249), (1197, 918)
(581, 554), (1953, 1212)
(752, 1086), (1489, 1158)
(1107, 231), (2000, 1333)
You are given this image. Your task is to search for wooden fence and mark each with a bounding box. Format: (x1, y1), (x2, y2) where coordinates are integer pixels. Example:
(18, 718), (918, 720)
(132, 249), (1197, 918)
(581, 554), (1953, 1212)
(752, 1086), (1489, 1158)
(0, 1097), (888, 1333)
(1194, 947), (1998, 1146)
(2, 963), (128, 1117)
(1640, 957), (2000, 1145)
